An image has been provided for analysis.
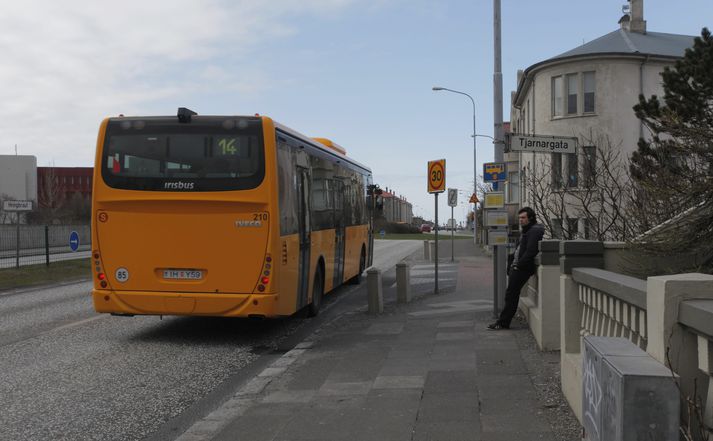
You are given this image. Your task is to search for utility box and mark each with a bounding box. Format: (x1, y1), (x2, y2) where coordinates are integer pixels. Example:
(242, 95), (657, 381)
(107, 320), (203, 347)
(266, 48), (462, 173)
(582, 336), (679, 441)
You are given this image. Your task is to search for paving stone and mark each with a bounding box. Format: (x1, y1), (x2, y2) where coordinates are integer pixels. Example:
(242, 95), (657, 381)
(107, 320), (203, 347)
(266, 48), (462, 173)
(318, 380), (372, 396)
(412, 420), (482, 441)
(373, 375), (425, 389)
(262, 390), (316, 403)
(424, 371), (477, 393)
(420, 392), (479, 410)
(437, 320), (475, 328)
(428, 358), (477, 371)
(212, 415), (287, 441)
(378, 363), (429, 377)
(435, 331), (475, 341)
(474, 349), (527, 375)
(476, 375), (537, 401)
(365, 323), (405, 335)
(284, 355), (339, 390)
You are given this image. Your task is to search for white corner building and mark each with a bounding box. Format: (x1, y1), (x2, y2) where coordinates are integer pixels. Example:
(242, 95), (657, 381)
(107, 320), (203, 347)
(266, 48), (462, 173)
(507, 0), (696, 239)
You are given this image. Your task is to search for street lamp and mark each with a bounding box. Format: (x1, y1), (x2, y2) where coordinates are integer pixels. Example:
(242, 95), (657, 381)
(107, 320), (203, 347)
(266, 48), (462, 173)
(432, 86), (478, 245)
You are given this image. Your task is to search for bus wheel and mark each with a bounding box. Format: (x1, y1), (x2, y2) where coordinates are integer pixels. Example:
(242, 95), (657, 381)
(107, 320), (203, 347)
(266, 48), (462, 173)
(307, 266), (323, 317)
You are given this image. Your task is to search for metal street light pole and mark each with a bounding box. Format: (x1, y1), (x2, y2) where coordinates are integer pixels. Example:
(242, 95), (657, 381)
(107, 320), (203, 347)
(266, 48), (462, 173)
(432, 86), (478, 246)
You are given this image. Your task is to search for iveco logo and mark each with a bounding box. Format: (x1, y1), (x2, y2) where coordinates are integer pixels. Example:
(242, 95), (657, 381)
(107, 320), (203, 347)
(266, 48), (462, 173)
(164, 181), (195, 190)
(235, 220), (262, 228)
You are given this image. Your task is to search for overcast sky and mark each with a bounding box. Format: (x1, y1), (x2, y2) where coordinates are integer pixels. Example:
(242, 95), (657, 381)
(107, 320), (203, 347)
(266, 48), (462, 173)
(1, 0), (711, 221)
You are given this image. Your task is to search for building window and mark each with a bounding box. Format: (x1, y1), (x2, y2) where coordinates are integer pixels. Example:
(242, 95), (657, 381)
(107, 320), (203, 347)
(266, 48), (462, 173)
(583, 71), (595, 113)
(567, 218), (579, 239)
(567, 153), (578, 188)
(583, 146), (597, 186)
(552, 76), (563, 117)
(584, 217), (595, 240)
(566, 74), (578, 115)
(552, 218), (563, 239)
(551, 153), (562, 188)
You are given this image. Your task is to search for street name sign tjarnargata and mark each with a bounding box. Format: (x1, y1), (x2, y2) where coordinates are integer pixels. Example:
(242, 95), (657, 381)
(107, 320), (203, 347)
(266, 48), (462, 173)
(509, 134), (578, 154)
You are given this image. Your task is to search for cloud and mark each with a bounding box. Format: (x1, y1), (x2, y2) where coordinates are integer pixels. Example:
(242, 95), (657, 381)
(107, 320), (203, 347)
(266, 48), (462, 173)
(0, 0), (366, 165)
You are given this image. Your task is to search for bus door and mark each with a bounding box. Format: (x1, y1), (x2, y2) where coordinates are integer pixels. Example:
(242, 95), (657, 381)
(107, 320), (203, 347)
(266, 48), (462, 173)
(297, 168), (311, 309)
(333, 180), (345, 287)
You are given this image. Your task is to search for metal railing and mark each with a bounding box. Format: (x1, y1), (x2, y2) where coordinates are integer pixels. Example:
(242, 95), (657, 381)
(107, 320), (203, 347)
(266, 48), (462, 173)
(0, 224), (91, 269)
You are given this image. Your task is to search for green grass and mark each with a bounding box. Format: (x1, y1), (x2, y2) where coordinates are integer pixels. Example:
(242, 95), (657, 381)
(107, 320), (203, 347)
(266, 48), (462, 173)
(377, 233), (473, 240)
(0, 259), (91, 291)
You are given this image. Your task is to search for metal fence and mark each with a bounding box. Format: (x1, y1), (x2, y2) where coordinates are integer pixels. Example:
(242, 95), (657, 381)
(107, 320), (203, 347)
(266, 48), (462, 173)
(0, 224), (91, 269)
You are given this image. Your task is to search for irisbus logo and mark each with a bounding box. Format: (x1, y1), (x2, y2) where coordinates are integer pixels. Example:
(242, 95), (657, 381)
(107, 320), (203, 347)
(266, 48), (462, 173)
(164, 181), (195, 190)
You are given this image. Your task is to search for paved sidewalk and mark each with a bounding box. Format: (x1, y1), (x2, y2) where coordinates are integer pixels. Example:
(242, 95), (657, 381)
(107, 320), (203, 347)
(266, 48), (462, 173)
(180, 241), (557, 441)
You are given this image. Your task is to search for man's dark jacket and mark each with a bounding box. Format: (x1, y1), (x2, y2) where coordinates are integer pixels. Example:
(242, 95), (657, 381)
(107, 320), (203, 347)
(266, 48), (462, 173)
(512, 222), (545, 274)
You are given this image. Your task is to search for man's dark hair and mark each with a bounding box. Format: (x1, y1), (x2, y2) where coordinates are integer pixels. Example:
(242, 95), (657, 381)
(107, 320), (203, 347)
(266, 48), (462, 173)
(518, 206), (536, 223)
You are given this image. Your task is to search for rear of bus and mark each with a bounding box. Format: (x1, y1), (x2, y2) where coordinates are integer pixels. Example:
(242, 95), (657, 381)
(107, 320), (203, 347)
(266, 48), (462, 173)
(91, 111), (289, 317)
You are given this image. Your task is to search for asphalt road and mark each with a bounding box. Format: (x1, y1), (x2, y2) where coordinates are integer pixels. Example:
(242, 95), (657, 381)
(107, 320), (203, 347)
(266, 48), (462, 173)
(0, 239), (421, 441)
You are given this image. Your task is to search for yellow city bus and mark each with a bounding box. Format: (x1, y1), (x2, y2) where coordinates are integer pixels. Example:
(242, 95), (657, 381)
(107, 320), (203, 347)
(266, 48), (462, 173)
(91, 108), (373, 318)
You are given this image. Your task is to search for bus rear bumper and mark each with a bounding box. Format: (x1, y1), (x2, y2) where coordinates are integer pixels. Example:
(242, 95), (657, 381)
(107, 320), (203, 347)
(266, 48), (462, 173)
(92, 289), (281, 317)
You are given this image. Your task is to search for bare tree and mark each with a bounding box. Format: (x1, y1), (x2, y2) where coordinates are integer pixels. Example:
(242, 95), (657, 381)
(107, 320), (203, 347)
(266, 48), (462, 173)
(524, 131), (631, 241)
(36, 164), (65, 224)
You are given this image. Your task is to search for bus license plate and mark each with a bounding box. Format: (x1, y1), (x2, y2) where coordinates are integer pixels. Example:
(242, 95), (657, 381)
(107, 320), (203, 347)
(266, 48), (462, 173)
(163, 270), (203, 280)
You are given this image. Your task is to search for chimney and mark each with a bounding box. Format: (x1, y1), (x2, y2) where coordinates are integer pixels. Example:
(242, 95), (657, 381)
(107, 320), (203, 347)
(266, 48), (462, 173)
(621, 0), (646, 33)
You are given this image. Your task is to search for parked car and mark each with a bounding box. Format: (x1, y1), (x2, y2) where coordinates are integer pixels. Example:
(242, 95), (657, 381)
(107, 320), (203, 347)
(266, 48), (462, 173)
(420, 224), (432, 233)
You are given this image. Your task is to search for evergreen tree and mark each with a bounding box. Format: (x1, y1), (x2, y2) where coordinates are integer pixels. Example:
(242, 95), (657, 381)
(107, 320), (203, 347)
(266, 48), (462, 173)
(630, 28), (713, 271)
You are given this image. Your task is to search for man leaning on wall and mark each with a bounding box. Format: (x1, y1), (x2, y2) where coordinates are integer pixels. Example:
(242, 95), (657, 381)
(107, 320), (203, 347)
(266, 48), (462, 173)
(488, 206), (544, 330)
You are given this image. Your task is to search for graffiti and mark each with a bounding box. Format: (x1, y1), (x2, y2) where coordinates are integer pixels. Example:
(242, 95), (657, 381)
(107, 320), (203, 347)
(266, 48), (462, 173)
(583, 355), (602, 441)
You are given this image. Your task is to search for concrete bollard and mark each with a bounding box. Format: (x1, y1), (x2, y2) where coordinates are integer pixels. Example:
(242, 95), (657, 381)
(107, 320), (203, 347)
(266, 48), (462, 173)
(423, 240), (430, 260)
(396, 262), (411, 304)
(366, 267), (383, 314)
(430, 241), (436, 262)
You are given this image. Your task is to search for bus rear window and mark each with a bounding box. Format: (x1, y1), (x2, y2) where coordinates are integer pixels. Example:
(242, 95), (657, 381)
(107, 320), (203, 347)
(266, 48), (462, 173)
(101, 117), (265, 191)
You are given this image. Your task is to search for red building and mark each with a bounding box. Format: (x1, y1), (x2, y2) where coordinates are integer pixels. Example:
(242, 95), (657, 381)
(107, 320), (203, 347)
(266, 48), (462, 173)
(37, 167), (93, 209)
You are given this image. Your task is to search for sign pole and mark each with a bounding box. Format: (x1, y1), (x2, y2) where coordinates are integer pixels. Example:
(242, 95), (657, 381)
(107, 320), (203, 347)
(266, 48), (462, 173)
(451, 206), (454, 262)
(434, 192), (439, 294)
(16, 212), (20, 269)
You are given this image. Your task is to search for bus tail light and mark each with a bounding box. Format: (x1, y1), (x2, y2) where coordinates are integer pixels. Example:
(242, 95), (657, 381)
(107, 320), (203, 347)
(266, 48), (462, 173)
(94, 250), (108, 289)
(255, 255), (273, 293)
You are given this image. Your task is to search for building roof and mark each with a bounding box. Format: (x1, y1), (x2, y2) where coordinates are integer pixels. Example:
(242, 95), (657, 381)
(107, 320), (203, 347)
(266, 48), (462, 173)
(548, 29), (696, 62)
(513, 28), (696, 106)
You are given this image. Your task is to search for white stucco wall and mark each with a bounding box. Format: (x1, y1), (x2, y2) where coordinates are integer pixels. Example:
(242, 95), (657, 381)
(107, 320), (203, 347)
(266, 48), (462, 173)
(0, 155), (38, 203)
(509, 55), (675, 228)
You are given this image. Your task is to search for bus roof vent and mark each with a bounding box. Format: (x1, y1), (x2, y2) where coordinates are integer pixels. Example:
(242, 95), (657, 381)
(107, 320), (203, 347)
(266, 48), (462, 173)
(177, 107), (198, 123)
(312, 138), (347, 155)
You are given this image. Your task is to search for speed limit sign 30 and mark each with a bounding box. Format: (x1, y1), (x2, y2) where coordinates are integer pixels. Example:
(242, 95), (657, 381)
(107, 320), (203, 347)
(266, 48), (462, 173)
(427, 159), (446, 193)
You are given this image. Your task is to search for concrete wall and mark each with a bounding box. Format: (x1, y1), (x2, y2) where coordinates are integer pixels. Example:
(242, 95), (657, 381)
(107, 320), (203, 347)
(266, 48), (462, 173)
(0, 155), (38, 203)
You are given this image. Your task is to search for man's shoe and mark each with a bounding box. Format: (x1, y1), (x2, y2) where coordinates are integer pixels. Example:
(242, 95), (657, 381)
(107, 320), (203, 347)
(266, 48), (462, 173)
(487, 322), (509, 330)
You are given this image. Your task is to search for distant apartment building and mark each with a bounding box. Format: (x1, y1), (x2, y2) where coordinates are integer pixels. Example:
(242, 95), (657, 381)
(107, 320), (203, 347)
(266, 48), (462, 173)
(381, 187), (413, 224)
(507, 0), (695, 239)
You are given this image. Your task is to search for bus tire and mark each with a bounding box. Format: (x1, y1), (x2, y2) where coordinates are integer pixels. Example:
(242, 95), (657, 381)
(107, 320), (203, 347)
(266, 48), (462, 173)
(307, 266), (323, 317)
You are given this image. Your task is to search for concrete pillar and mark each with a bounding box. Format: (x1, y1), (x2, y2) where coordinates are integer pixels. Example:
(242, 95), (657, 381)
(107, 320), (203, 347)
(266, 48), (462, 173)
(423, 240), (430, 260)
(367, 267), (383, 314)
(429, 241), (436, 262)
(530, 240), (560, 351)
(559, 240), (604, 424)
(396, 263), (411, 304)
(646, 273), (713, 365)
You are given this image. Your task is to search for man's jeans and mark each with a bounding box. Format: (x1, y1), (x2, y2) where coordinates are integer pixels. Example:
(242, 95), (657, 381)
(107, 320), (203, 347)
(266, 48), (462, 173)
(498, 269), (534, 327)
